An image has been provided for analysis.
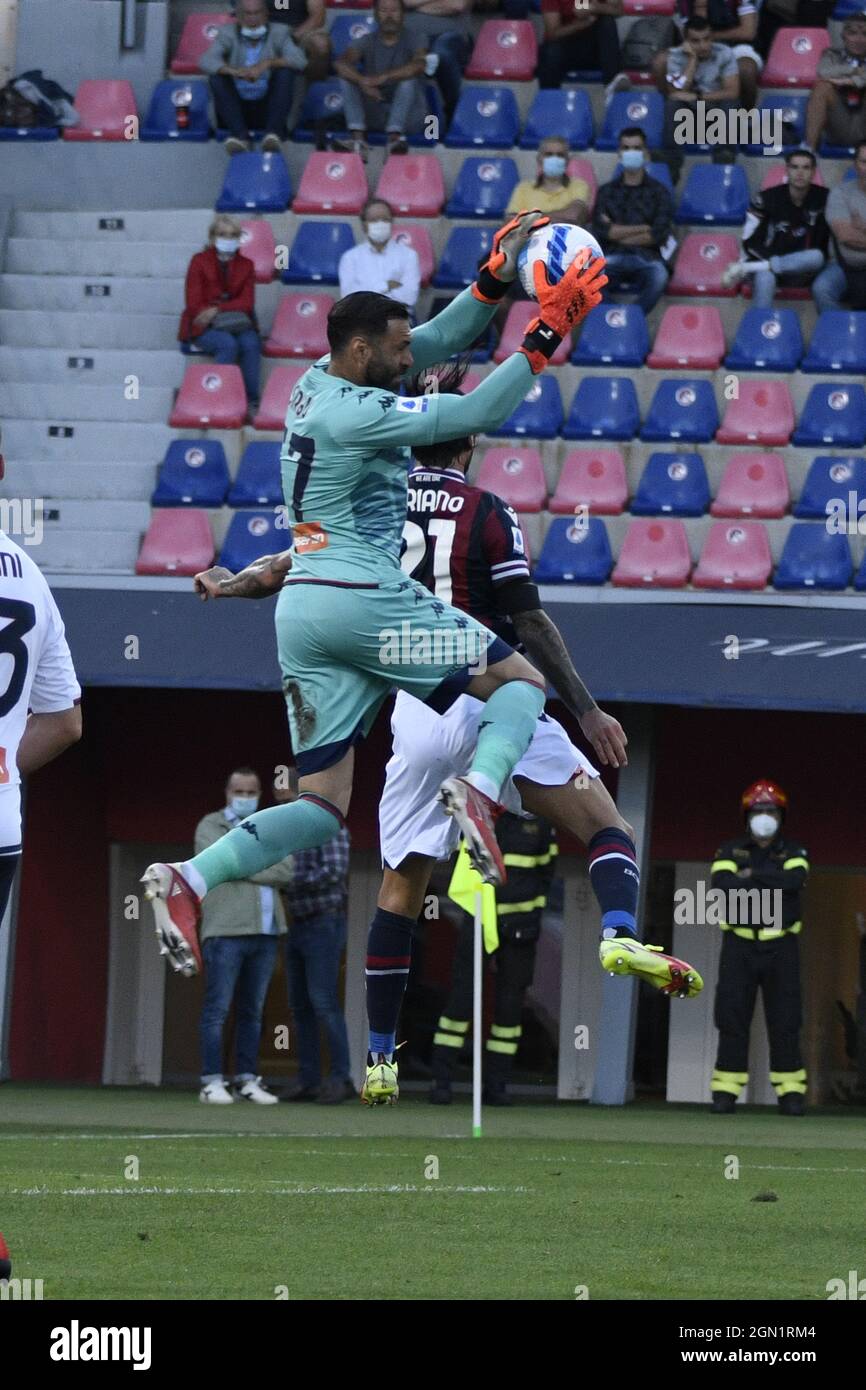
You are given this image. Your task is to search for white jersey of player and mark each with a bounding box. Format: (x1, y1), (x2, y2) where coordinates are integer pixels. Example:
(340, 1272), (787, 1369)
(0, 532), (81, 851)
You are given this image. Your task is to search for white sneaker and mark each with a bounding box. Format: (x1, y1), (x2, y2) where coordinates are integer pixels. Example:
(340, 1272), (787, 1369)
(200, 1079), (234, 1105)
(723, 260), (748, 289)
(236, 1076), (279, 1105)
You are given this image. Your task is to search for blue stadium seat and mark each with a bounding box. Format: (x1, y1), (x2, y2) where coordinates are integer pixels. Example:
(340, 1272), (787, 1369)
(227, 442), (283, 507)
(676, 164), (750, 225)
(801, 312), (866, 373)
(432, 226), (494, 287)
(445, 157), (519, 218)
(445, 86), (520, 149)
(152, 439), (230, 507)
(744, 95), (807, 153)
(562, 377), (640, 441)
(793, 455), (866, 520)
(520, 90), (593, 149)
(855, 552), (866, 590)
(571, 304), (649, 367)
(724, 308), (804, 372)
(488, 375), (564, 438)
(220, 508), (291, 572)
(0, 124), (58, 140)
(640, 379), (719, 443)
(595, 92), (663, 151)
(292, 78), (344, 142)
(773, 523), (852, 590)
(834, 0), (866, 15)
(281, 220), (354, 284)
(791, 383), (866, 447)
(215, 151), (292, 212)
(140, 79), (211, 141)
(534, 517), (612, 583)
(631, 452), (710, 516)
(329, 13), (377, 57)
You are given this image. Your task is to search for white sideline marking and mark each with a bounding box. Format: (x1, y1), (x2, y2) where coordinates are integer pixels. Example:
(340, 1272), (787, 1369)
(3, 1183), (529, 1197)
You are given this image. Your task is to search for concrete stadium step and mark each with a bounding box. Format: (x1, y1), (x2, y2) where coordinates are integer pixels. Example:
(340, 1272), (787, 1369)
(0, 383), (175, 423)
(2, 461), (158, 502)
(0, 274), (183, 314)
(34, 529), (142, 575)
(0, 309), (180, 350)
(11, 208), (220, 242)
(0, 347), (186, 387)
(5, 238), (199, 279)
(36, 499), (153, 532)
(3, 419), (172, 463)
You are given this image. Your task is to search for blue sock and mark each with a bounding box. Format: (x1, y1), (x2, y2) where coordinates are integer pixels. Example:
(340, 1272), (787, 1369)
(366, 908), (414, 1060)
(588, 827), (640, 939)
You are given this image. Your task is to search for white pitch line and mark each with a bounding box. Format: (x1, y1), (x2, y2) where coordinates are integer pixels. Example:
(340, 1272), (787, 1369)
(3, 1183), (530, 1197)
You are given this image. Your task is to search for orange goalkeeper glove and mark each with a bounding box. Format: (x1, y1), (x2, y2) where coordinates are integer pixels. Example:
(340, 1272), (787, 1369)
(518, 248), (608, 374)
(472, 208), (551, 304)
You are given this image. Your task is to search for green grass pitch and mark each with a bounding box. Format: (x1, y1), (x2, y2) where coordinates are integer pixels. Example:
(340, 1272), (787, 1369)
(1, 1086), (863, 1300)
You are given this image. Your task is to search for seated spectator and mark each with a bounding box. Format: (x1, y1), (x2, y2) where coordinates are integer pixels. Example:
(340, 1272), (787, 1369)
(811, 139), (866, 310)
(402, 0), (472, 123)
(805, 14), (866, 155)
(338, 198), (421, 308)
(539, 0), (624, 89)
(179, 215), (261, 417)
(272, 0), (330, 82)
(653, 0), (762, 107)
(508, 138), (591, 226)
(592, 127), (674, 313)
(333, 0), (428, 159)
(661, 16), (740, 151)
(200, 0), (308, 154)
(723, 148), (828, 302)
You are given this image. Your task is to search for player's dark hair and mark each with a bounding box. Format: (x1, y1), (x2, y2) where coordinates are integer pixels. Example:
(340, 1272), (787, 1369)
(684, 14), (710, 31)
(618, 126), (647, 146)
(327, 292), (410, 353)
(784, 147), (816, 167)
(407, 356), (475, 473)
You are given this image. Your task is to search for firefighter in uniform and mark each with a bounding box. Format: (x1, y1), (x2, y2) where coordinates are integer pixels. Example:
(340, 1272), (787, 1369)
(430, 813), (557, 1107)
(710, 780), (810, 1116)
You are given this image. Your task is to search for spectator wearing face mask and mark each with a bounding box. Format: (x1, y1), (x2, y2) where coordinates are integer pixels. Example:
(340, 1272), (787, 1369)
(338, 199), (421, 308)
(709, 781), (810, 1117)
(592, 127), (674, 312)
(200, 0), (309, 155)
(507, 139), (591, 227)
(195, 768), (296, 1106)
(178, 215), (262, 419)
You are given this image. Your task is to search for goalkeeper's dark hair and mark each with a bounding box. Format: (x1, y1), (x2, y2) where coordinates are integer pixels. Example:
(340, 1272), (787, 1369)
(406, 355), (476, 473)
(327, 291), (410, 353)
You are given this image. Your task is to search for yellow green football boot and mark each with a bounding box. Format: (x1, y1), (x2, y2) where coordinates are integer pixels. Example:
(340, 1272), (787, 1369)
(361, 1053), (400, 1106)
(599, 937), (703, 998)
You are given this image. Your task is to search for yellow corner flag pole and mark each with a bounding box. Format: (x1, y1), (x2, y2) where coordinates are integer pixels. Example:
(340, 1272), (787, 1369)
(448, 843), (497, 1138)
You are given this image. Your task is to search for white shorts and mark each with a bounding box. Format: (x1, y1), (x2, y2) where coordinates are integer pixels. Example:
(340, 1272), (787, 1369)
(0, 786), (22, 853)
(379, 690), (598, 867)
(730, 44), (763, 70)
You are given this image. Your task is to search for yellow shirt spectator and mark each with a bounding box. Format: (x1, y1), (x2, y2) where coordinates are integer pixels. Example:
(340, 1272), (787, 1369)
(508, 177), (590, 217)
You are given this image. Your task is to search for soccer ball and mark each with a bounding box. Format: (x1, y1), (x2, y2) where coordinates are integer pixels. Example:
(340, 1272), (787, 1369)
(517, 223), (604, 300)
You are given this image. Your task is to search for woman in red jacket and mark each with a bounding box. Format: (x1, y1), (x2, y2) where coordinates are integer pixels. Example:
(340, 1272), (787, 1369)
(179, 214), (262, 413)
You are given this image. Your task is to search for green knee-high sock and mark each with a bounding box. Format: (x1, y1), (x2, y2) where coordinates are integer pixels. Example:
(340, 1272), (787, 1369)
(469, 680), (545, 797)
(185, 797), (341, 893)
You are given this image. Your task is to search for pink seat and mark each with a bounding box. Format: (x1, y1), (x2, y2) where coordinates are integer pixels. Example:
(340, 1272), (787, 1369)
(169, 363), (246, 428)
(624, 0), (674, 10)
(392, 223), (434, 286)
(711, 453), (790, 518)
(170, 12), (232, 74)
(265, 293), (333, 358)
(668, 233), (740, 296)
(461, 370), (485, 395)
(647, 305), (725, 369)
(494, 301), (570, 365)
(567, 157), (598, 213)
(624, 69), (657, 85)
(716, 381), (794, 446)
(550, 448), (628, 515)
(375, 155), (445, 217)
(762, 28), (829, 87)
(63, 80), (138, 141)
(466, 20), (538, 81)
(761, 163), (825, 191)
(292, 152), (368, 214)
(612, 518), (692, 587)
(136, 509), (214, 576)
(475, 447), (547, 512)
(253, 365), (306, 431)
(692, 521), (773, 590)
(240, 220), (276, 283)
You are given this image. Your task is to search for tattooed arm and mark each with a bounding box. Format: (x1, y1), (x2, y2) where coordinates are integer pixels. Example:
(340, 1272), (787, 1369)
(194, 550), (293, 600)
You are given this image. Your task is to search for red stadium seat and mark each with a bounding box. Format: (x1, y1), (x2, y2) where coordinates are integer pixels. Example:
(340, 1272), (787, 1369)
(716, 380), (794, 446)
(567, 157), (598, 212)
(292, 152), (368, 214)
(760, 163), (825, 191)
(692, 521), (773, 590)
(611, 518), (692, 587)
(549, 448), (628, 515)
(264, 293), (333, 358)
(170, 12), (232, 74)
(647, 305), (726, 369)
(253, 365), (307, 431)
(392, 223), (434, 285)
(240, 220), (277, 283)
(169, 363), (247, 428)
(375, 155), (445, 217)
(624, 69), (658, 85)
(494, 301), (570, 365)
(136, 508), (214, 576)
(711, 453), (790, 518)
(465, 21), (538, 81)
(668, 233), (740, 296)
(762, 28), (829, 87)
(63, 80), (138, 141)
(624, 0), (675, 11)
(461, 370), (485, 394)
(475, 447), (547, 512)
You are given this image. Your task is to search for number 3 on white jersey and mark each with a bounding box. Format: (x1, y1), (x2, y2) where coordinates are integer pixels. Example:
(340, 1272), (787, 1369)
(400, 519), (456, 603)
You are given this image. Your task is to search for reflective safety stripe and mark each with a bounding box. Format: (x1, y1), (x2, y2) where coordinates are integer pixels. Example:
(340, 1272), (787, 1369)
(433, 1031), (464, 1049)
(438, 1016), (469, 1034)
(770, 1068), (807, 1096)
(498, 896), (547, 916)
(782, 857), (809, 872)
(502, 847), (559, 868)
(490, 1023), (522, 1039)
(486, 1038), (518, 1055)
(723, 921), (802, 940)
(712, 1069), (748, 1096)
(711, 859), (739, 874)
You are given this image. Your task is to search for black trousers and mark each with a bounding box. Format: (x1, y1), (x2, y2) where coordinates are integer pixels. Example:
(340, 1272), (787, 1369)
(714, 931), (804, 1078)
(209, 69), (295, 140)
(538, 18), (622, 87)
(432, 915), (537, 1084)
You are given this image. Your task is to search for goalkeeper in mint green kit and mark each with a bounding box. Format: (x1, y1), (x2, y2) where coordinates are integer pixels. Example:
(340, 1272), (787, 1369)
(142, 211), (606, 1102)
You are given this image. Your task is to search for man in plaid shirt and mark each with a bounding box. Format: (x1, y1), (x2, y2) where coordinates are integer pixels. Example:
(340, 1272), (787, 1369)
(275, 779), (354, 1103)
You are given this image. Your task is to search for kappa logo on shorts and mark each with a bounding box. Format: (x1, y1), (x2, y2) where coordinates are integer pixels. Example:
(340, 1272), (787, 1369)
(293, 521), (329, 552)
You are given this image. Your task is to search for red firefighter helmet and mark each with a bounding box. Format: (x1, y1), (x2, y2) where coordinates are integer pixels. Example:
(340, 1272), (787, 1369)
(741, 780), (787, 816)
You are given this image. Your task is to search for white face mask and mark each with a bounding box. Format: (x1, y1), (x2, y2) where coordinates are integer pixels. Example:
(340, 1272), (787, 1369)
(230, 795), (259, 819)
(749, 812), (779, 840)
(240, 25), (268, 39)
(367, 221), (392, 245)
(215, 237), (240, 255)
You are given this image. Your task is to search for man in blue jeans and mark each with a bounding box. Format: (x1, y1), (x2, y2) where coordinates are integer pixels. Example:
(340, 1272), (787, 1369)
(196, 767), (295, 1104)
(275, 780), (354, 1103)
